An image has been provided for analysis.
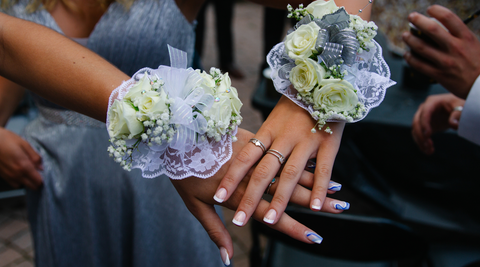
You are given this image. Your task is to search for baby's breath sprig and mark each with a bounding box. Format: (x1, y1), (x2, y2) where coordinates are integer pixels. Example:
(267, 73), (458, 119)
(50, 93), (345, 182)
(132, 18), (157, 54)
(287, 4), (309, 21)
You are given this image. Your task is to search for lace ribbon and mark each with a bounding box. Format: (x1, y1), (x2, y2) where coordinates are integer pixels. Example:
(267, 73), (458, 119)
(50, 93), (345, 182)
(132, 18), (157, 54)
(267, 40), (396, 123)
(106, 46), (236, 179)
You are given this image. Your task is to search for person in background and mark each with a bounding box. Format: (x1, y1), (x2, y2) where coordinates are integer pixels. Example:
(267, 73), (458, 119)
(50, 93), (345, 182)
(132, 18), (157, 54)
(403, 5), (480, 153)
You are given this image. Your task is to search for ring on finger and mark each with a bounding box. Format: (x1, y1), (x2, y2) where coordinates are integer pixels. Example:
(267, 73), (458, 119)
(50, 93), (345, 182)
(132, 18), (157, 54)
(266, 149), (286, 165)
(453, 106), (463, 112)
(249, 138), (266, 153)
(265, 178), (276, 195)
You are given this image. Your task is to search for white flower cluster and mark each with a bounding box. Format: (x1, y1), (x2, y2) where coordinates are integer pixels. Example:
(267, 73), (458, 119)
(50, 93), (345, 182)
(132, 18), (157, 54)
(283, 0), (376, 133)
(107, 68), (242, 171)
(349, 15), (378, 53)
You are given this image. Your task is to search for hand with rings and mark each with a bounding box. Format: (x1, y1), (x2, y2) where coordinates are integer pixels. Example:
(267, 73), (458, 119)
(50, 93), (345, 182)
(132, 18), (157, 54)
(412, 93), (465, 155)
(213, 96), (349, 227)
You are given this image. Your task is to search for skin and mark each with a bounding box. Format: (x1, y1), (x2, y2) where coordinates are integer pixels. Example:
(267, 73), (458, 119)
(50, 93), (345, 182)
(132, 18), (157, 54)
(411, 93), (465, 155)
(215, 0), (371, 230)
(0, 0), (358, 262)
(403, 5), (480, 99)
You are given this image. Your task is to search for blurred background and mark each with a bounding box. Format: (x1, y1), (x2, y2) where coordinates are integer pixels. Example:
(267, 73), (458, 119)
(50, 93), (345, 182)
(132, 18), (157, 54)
(1, 1), (480, 267)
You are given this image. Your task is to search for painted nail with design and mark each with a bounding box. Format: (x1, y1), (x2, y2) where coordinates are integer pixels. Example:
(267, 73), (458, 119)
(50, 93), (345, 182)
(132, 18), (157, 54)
(305, 231), (323, 244)
(232, 211), (246, 226)
(263, 209), (277, 224)
(328, 181), (342, 191)
(213, 188), (227, 203)
(332, 201), (350, 210)
(311, 199), (321, 210)
(220, 247), (230, 266)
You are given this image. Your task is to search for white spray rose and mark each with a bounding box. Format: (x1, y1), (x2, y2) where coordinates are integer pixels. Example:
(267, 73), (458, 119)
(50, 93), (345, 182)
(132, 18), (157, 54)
(108, 99), (144, 139)
(306, 0), (339, 19)
(289, 58), (326, 94)
(137, 90), (169, 121)
(216, 73), (232, 93)
(284, 21), (320, 60)
(196, 70), (216, 95)
(124, 73), (152, 102)
(312, 79), (358, 113)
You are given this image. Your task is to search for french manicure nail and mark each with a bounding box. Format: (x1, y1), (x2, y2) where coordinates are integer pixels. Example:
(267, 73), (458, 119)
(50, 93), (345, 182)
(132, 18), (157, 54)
(333, 201), (350, 210)
(232, 211), (246, 226)
(312, 199), (321, 210)
(328, 181), (342, 191)
(263, 209), (277, 224)
(305, 231), (323, 244)
(213, 188), (227, 203)
(220, 247), (230, 266)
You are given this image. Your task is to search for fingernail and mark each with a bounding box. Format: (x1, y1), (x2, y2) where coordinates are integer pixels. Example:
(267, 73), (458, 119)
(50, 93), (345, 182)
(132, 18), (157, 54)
(333, 201), (350, 210)
(232, 211), (246, 226)
(311, 199), (321, 210)
(328, 181), (342, 191)
(213, 188), (227, 203)
(220, 247), (230, 266)
(305, 231), (323, 244)
(409, 12), (417, 20)
(263, 209), (277, 224)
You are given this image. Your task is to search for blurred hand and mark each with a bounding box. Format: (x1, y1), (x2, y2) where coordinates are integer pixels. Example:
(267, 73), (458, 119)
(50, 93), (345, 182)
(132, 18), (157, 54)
(213, 96), (345, 228)
(171, 128), (347, 265)
(0, 128), (43, 189)
(412, 93), (465, 155)
(403, 5), (480, 99)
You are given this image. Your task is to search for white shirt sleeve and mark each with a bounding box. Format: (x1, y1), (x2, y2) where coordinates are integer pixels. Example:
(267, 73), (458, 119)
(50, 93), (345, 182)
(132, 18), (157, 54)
(458, 75), (480, 145)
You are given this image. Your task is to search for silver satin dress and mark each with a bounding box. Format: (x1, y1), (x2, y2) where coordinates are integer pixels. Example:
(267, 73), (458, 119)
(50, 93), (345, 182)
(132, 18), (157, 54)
(2, 0), (224, 266)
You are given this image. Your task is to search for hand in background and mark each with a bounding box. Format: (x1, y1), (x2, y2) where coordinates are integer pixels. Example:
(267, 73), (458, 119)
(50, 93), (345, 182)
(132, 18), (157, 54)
(412, 93), (465, 155)
(403, 5), (480, 99)
(0, 128), (43, 190)
(213, 96), (345, 228)
(172, 128), (347, 265)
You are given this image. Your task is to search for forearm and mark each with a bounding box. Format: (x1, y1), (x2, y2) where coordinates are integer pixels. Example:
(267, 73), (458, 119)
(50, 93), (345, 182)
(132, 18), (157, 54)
(0, 13), (129, 122)
(0, 76), (25, 126)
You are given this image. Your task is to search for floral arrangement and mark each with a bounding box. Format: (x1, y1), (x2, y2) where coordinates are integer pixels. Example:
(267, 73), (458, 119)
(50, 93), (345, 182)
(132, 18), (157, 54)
(268, 0), (394, 134)
(106, 46), (242, 179)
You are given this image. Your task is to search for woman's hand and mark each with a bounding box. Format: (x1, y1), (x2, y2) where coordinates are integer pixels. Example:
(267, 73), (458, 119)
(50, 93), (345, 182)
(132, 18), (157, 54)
(171, 128), (348, 265)
(0, 128), (43, 189)
(213, 97), (345, 227)
(412, 93), (465, 155)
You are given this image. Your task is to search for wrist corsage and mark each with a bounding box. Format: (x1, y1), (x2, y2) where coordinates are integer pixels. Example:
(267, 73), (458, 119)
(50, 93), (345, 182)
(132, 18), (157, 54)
(106, 46), (242, 179)
(268, 0), (396, 133)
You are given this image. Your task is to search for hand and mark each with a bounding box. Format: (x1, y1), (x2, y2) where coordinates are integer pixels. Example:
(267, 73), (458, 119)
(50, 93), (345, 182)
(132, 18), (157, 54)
(0, 128), (43, 189)
(402, 5), (480, 99)
(213, 96), (345, 227)
(172, 128), (348, 265)
(412, 93), (465, 155)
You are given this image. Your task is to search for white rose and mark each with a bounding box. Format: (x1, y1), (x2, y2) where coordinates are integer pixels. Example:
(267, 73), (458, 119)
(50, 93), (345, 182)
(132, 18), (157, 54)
(124, 73), (152, 102)
(312, 79), (358, 113)
(207, 97), (233, 135)
(196, 70), (216, 95)
(108, 99), (144, 139)
(216, 73), (232, 93)
(137, 90), (169, 121)
(285, 21), (320, 60)
(226, 86), (243, 118)
(306, 0), (339, 19)
(289, 58), (326, 94)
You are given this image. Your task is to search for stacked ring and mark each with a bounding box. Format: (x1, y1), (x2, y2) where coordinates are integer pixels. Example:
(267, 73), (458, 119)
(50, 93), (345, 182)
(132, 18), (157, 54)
(249, 138), (266, 153)
(453, 106), (464, 112)
(266, 149), (286, 165)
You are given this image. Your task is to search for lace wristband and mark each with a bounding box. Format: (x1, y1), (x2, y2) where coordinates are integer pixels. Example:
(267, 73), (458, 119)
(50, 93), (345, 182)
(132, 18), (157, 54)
(267, 0), (396, 133)
(106, 46), (242, 179)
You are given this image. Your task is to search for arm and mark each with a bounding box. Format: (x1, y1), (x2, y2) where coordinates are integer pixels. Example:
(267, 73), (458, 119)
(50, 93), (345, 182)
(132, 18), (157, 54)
(0, 12), (129, 122)
(402, 5), (480, 99)
(0, 76), (25, 126)
(216, 0), (369, 227)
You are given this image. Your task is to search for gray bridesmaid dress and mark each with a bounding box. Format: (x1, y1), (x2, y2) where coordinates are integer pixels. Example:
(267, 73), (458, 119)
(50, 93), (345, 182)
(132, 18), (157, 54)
(2, 0), (224, 266)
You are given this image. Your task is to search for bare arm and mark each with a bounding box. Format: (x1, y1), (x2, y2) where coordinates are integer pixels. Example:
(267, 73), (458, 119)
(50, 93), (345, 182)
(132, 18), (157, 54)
(0, 77), (25, 126)
(0, 13), (128, 122)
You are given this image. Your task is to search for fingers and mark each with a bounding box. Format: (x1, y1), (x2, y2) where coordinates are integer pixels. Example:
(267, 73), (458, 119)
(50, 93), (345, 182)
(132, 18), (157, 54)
(20, 141), (43, 189)
(449, 108), (462, 130)
(426, 5), (468, 39)
(407, 11), (452, 48)
(214, 134), (271, 204)
(310, 122), (344, 211)
(185, 201), (234, 266)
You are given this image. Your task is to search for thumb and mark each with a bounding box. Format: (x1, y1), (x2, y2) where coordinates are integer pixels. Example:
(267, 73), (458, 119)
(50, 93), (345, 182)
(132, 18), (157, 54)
(190, 203), (233, 266)
(449, 109), (462, 130)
